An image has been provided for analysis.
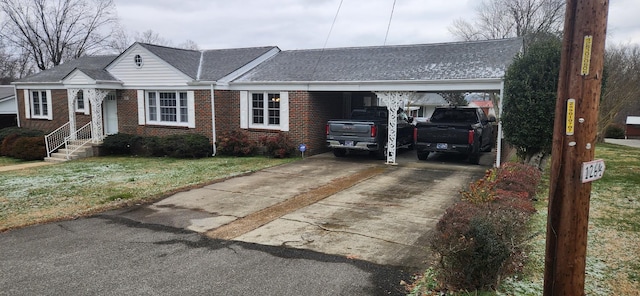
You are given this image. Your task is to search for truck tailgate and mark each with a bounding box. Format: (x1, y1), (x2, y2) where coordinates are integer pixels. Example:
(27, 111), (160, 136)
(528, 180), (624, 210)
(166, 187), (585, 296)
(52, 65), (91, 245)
(417, 123), (473, 144)
(327, 121), (375, 137)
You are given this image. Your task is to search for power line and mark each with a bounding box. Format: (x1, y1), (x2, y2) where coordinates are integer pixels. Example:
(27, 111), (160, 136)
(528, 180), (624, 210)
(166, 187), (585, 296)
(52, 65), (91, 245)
(384, 0), (397, 45)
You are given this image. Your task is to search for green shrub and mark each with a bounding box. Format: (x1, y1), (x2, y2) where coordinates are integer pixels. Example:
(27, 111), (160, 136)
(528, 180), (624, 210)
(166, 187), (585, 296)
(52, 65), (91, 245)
(132, 136), (162, 157)
(216, 130), (258, 156)
(0, 128), (45, 156)
(1, 133), (20, 156)
(160, 134), (211, 158)
(0, 127), (45, 145)
(604, 124), (625, 139)
(10, 137), (46, 160)
(101, 133), (140, 155)
(259, 133), (296, 158)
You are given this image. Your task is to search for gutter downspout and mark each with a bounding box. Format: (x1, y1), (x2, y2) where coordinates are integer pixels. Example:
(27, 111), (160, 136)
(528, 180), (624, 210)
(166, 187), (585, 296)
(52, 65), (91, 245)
(210, 84), (217, 156)
(13, 86), (20, 127)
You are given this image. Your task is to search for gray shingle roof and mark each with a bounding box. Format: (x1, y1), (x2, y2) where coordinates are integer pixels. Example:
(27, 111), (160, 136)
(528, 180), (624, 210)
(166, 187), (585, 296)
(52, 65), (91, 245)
(16, 55), (118, 83)
(199, 47), (278, 81)
(235, 38), (523, 82)
(0, 85), (14, 100)
(137, 43), (278, 80)
(138, 43), (202, 79)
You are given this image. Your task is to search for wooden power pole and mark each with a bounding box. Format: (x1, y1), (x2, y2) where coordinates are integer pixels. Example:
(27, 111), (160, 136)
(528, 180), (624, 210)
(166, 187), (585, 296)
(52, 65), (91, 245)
(544, 0), (609, 295)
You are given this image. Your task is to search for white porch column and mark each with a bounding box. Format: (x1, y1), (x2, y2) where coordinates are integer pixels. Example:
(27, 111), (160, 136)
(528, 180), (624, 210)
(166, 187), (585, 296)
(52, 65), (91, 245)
(86, 89), (110, 143)
(67, 88), (80, 140)
(375, 91), (415, 165)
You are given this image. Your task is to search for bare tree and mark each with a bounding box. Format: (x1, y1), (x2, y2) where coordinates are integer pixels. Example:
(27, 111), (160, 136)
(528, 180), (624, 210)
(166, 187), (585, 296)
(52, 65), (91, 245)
(449, 0), (565, 42)
(135, 29), (172, 46)
(0, 0), (118, 70)
(597, 44), (640, 141)
(438, 92), (469, 106)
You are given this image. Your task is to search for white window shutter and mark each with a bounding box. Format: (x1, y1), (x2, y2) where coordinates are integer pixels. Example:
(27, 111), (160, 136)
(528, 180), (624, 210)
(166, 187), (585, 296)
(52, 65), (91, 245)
(280, 92), (289, 131)
(137, 90), (145, 125)
(240, 91), (248, 129)
(23, 89), (30, 119)
(46, 90), (53, 120)
(187, 91), (195, 128)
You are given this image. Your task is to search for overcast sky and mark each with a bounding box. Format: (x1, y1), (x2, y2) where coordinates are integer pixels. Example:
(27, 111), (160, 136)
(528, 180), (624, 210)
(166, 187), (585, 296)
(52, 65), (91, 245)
(113, 0), (640, 50)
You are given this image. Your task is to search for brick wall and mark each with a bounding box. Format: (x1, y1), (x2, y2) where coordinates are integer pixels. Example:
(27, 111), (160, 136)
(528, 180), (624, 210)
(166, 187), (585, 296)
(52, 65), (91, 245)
(118, 89), (213, 141)
(16, 89), (69, 132)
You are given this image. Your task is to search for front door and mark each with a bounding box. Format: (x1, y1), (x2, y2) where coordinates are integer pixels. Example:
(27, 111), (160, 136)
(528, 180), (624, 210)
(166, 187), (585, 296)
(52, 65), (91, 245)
(103, 93), (118, 135)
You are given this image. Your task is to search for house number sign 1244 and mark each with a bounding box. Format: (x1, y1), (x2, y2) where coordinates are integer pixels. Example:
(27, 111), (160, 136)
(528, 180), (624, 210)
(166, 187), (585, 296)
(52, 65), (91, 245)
(581, 159), (605, 183)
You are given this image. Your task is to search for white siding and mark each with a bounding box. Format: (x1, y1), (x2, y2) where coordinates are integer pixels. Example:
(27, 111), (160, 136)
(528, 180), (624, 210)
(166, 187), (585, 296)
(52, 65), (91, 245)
(64, 71), (94, 85)
(0, 97), (16, 114)
(107, 46), (191, 86)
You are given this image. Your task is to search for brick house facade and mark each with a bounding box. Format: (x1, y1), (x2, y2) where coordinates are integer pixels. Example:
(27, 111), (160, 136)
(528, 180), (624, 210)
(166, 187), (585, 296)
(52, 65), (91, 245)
(12, 38), (523, 163)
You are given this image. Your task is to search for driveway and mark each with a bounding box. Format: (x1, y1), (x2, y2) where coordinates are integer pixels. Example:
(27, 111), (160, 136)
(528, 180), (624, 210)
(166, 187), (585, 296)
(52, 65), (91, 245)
(0, 149), (491, 295)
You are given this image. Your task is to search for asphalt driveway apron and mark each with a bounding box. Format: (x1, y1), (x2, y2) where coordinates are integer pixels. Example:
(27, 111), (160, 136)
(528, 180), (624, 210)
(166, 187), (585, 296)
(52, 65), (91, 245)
(108, 152), (487, 270)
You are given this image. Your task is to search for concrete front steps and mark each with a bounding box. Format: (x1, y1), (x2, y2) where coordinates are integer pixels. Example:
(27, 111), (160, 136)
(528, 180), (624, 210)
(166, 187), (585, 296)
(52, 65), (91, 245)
(45, 141), (96, 163)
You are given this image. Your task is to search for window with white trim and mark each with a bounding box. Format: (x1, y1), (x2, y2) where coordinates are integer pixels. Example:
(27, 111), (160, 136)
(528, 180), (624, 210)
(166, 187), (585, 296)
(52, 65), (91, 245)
(146, 91), (190, 126)
(251, 92), (280, 128)
(31, 90), (49, 119)
(75, 90), (85, 112)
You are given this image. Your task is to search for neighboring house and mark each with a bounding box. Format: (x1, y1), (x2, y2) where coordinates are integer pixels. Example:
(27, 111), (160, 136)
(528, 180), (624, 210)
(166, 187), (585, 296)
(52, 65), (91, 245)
(0, 85), (17, 129)
(405, 93), (449, 120)
(468, 100), (496, 118)
(626, 116), (640, 139)
(13, 38), (523, 163)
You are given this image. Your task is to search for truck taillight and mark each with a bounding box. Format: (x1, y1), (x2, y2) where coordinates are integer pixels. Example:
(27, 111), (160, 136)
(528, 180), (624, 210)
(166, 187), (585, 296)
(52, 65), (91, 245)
(371, 126), (377, 137)
(326, 124), (329, 135)
(468, 130), (475, 145)
(413, 127), (418, 142)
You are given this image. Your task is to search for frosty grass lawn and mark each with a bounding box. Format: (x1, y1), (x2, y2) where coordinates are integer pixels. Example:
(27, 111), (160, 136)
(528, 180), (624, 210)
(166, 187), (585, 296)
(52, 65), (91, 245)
(498, 142), (640, 295)
(0, 156), (294, 232)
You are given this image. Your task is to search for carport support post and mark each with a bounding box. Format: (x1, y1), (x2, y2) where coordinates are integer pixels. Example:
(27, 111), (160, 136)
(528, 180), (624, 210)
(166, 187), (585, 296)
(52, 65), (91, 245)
(543, 1), (608, 295)
(375, 91), (414, 165)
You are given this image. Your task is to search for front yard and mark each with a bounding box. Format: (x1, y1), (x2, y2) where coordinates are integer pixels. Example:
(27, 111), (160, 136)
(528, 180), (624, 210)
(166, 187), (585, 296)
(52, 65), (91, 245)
(0, 156), (294, 232)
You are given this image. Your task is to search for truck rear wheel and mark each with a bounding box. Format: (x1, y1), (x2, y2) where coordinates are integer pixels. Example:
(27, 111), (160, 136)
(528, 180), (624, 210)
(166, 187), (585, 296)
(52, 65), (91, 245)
(333, 149), (347, 157)
(468, 153), (480, 164)
(417, 152), (429, 160)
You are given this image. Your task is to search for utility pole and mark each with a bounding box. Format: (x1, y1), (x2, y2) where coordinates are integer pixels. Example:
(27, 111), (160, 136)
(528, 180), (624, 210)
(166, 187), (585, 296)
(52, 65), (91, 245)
(544, 0), (609, 295)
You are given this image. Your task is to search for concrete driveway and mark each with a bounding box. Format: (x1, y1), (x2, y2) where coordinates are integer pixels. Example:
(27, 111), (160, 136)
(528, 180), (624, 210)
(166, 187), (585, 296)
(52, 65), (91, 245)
(0, 149), (492, 295)
(106, 149), (490, 269)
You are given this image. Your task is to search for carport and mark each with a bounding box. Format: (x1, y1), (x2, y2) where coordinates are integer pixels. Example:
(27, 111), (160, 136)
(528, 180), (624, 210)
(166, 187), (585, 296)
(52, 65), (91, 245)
(232, 37), (524, 165)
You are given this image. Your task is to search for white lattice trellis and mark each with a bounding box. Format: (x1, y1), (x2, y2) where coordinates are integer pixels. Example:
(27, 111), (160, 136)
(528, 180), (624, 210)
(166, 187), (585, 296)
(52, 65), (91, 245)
(375, 91), (417, 165)
(86, 89), (110, 143)
(66, 88), (81, 139)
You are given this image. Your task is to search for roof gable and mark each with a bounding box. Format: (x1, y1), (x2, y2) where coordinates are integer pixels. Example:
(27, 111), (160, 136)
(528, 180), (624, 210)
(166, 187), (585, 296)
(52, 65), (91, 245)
(106, 43), (194, 85)
(15, 56), (118, 84)
(236, 38), (523, 83)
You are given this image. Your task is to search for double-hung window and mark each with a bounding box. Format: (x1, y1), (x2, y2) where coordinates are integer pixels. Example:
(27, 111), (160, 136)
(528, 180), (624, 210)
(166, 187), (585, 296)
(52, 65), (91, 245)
(75, 90), (86, 113)
(240, 91), (289, 131)
(250, 92), (280, 128)
(27, 90), (52, 120)
(145, 91), (192, 127)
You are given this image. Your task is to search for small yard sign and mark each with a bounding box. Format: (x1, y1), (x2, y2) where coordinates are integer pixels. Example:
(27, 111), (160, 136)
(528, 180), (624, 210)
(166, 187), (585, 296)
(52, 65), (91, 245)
(581, 159), (605, 183)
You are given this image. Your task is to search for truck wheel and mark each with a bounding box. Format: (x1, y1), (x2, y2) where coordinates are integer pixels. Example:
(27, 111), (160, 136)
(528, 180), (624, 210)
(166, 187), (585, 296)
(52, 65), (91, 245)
(417, 152), (429, 160)
(468, 153), (480, 165)
(333, 149), (347, 157)
(375, 146), (387, 160)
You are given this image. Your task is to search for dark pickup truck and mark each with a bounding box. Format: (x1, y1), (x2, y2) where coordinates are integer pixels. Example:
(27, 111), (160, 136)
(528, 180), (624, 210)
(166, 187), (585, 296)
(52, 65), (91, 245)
(415, 106), (495, 164)
(326, 106), (414, 159)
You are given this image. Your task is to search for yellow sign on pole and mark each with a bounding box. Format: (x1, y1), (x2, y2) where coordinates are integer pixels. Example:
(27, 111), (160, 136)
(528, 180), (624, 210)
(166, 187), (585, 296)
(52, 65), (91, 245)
(581, 35), (593, 75)
(566, 98), (575, 135)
